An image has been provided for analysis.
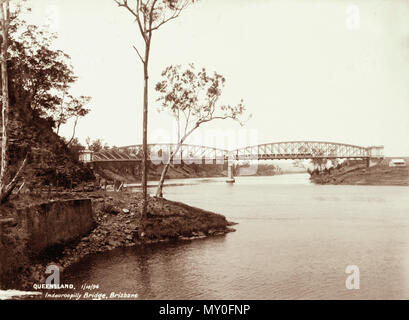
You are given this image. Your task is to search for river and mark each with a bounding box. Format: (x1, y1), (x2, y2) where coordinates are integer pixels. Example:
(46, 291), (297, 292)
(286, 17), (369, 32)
(62, 173), (409, 299)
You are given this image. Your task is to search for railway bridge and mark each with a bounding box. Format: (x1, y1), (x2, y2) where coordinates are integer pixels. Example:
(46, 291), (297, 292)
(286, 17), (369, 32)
(79, 141), (384, 183)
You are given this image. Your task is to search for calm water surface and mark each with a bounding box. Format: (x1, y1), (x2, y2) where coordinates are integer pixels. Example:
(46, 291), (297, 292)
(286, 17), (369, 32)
(63, 173), (409, 299)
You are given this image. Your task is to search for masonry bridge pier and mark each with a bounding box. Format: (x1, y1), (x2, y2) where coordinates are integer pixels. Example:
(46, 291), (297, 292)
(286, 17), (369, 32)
(79, 141), (384, 183)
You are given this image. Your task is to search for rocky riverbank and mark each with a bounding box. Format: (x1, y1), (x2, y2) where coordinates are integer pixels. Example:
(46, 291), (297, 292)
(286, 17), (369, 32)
(1, 191), (236, 291)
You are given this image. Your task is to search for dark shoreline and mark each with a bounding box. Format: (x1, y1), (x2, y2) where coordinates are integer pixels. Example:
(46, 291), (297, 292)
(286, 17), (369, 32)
(0, 191), (236, 292)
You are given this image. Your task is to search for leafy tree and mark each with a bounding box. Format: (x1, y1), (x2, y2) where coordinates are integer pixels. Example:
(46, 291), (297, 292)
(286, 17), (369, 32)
(310, 147), (328, 172)
(86, 138), (107, 153)
(154, 64), (248, 197)
(7, 13), (90, 137)
(62, 96), (91, 145)
(90, 140), (103, 153)
(114, 0), (197, 225)
(0, 4), (93, 199)
(8, 18), (76, 118)
(55, 95), (91, 135)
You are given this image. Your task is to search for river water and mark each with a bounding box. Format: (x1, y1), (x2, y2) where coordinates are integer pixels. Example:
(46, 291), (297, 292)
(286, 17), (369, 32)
(62, 173), (409, 299)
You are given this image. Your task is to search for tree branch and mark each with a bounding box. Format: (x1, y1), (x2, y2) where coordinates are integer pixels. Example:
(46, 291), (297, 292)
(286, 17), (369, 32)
(114, 0), (148, 42)
(67, 116), (79, 146)
(132, 45), (145, 63)
(1, 155), (28, 204)
(196, 116), (230, 127)
(148, 0), (191, 32)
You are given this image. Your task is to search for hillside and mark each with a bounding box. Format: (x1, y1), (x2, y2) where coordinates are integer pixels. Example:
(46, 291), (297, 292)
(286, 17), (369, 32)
(2, 104), (95, 205)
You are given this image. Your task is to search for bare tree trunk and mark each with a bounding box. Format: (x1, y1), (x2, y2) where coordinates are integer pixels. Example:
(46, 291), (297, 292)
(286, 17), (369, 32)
(155, 145), (181, 198)
(155, 126), (197, 197)
(56, 91), (65, 135)
(67, 116), (78, 145)
(140, 39), (150, 229)
(154, 112), (182, 197)
(0, 1), (9, 197)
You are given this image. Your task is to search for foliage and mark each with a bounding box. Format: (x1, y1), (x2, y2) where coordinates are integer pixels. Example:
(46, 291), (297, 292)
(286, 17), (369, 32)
(0, 4), (95, 196)
(56, 95), (91, 135)
(85, 137), (109, 153)
(154, 64), (248, 197)
(310, 147), (328, 171)
(8, 17), (75, 118)
(114, 0), (197, 219)
(155, 64), (248, 137)
(7, 13), (90, 136)
(114, 0), (196, 46)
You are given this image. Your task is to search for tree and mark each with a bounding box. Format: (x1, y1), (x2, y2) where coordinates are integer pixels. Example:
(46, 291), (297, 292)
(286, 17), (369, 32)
(0, 0), (11, 200)
(0, 0), (27, 204)
(154, 64), (248, 197)
(7, 12), (91, 134)
(8, 17), (76, 119)
(55, 94), (91, 135)
(114, 0), (197, 225)
(58, 95), (91, 145)
(0, 3), (93, 199)
(310, 147), (328, 172)
(86, 138), (107, 153)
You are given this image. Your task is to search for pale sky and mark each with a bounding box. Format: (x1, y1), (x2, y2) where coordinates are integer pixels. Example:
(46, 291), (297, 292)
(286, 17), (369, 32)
(23, 0), (409, 156)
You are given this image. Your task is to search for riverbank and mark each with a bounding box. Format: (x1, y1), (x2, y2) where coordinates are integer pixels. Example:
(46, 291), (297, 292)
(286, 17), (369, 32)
(92, 162), (282, 184)
(310, 164), (409, 185)
(0, 191), (236, 292)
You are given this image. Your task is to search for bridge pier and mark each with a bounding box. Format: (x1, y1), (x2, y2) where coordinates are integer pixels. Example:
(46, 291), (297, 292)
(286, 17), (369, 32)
(226, 162), (235, 183)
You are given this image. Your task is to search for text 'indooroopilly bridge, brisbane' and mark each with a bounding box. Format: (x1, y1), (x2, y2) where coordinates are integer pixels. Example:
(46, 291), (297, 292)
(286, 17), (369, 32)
(82, 141), (384, 163)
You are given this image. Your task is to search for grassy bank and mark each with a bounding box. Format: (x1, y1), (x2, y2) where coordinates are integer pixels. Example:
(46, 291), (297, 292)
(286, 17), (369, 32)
(0, 191), (235, 291)
(310, 164), (409, 186)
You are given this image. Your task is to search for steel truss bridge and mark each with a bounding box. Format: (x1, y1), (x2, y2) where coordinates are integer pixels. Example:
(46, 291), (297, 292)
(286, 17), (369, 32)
(82, 141), (384, 163)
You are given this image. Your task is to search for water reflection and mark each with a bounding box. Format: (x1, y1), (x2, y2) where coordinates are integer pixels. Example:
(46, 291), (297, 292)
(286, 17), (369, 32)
(63, 174), (409, 299)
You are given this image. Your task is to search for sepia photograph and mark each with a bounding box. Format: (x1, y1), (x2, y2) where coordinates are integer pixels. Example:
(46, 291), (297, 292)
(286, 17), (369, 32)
(0, 0), (408, 309)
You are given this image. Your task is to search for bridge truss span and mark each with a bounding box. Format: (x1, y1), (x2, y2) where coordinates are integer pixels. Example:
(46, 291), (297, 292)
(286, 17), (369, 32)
(84, 141), (384, 163)
(90, 144), (229, 163)
(231, 141), (380, 160)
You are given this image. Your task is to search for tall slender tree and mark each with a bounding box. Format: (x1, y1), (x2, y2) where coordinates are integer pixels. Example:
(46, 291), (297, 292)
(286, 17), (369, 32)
(0, 0), (27, 204)
(0, 0), (10, 198)
(114, 0), (196, 230)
